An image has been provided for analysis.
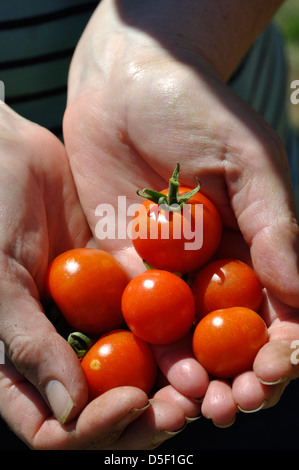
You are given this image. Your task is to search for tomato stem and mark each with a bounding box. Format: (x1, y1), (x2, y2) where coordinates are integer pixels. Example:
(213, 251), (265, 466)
(143, 260), (156, 270)
(136, 162), (201, 211)
(68, 332), (94, 359)
(167, 163), (180, 206)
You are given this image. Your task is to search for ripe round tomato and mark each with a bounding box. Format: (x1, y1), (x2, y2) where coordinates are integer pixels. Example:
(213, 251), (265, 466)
(121, 269), (195, 344)
(46, 248), (130, 336)
(192, 307), (269, 378)
(132, 164), (222, 274)
(81, 330), (157, 400)
(192, 258), (264, 319)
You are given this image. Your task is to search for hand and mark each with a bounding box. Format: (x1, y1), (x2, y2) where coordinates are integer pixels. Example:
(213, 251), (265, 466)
(0, 104), (200, 450)
(202, 230), (299, 426)
(63, 0), (299, 428)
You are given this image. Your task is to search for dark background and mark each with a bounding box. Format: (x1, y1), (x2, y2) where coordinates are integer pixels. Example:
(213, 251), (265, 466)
(1, 377), (299, 451)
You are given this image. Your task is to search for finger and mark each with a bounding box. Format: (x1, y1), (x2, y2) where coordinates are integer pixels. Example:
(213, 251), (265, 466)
(232, 371), (288, 413)
(23, 386), (149, 449)
(1, 283), (88, 425)
(223, 118), (299, 308)
(1, 353), (192, 450)
(201, 380), (238, 428)
(0, 356), (52, 447)
(152, 333), (209, 399)
(153, 384), (202, 420)
(105, 397), (187, 450)
(233, 371), (268, 412)
(254, 341), (299, 386)
(253, 320), (299, 385)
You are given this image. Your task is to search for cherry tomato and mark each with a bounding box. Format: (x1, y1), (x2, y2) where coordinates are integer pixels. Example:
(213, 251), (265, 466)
(81, 329), (157, 400)
(132, 164), (222, 274)
(46, 248), (129, 336)
(192, 258), (264, 319)
(192, 307), (269, 378)
(121, 269), (195, 344)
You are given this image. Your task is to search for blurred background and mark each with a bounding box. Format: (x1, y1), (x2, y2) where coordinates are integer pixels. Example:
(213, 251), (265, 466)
(275, 0), (299, 135)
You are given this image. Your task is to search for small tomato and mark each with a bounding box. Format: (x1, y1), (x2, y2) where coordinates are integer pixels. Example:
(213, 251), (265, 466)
(122, 269), (195, 344)
(46, 248), (129, 336)
(132, 163), (222, 273)
(192, 307), (269, 378)
(81, 330), (157, 400)
(192, 258), (264, 319)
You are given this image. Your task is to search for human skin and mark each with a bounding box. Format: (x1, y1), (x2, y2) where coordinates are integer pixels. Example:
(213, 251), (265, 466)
(64, 0), (299, 428)
(0, 104), (201, 450)
(0, 0), (299, 450)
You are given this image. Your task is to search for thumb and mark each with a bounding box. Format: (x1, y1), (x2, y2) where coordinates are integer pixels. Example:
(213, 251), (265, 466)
(224, 113), (299, 308)
(253, 301), (299, 385)
(1, 283), (88, 424)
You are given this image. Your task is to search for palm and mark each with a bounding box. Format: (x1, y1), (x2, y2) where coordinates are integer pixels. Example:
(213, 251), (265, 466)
(63, 89), (166, 276)
(64, 43), (299, 427)
(0, 105), (95, 443)
(0, 106), (92, 281)
(0, 106), (192, 449)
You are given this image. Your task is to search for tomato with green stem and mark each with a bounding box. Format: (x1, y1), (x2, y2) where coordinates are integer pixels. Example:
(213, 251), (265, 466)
(192, 258), (264, 319)
(132, 163), (222, 274)
(81, 329), (157, 400)
(192, 307), (269, 378)
(46, 248), (129, 336)
(121, 269), (195, 345)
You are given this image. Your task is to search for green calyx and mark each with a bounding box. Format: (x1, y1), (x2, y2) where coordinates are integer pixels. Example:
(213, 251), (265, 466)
(67, 332), (94, 359)
(136, 163), (201, 211)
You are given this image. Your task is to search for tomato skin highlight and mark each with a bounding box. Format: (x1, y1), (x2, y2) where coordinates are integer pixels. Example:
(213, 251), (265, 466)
(132, 187), (222, 274)
(192, 258), (264, 319)
(81, 330), (157, 400)
(121, 269), (195, 345)
(192, 307), (269, 378)
(46, 248), (130, 336)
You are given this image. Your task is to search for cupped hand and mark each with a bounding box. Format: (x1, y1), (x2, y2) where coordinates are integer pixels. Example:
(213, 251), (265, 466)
(63, 0), (299, 429)
(199, 230), (299, 427)
(0, 104), (196, 450)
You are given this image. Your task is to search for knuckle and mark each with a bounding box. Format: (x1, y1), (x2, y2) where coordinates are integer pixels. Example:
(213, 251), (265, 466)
(8, 332), (55, 382)
(9, 333), (39, 375)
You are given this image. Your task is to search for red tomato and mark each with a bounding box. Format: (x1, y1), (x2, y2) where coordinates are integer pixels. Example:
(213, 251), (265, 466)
(46, 248), (129, 336)
(132, 165), (222, 274)
(192, 307), (269, 378)
(81, 330), (157, 400)
(121, 269), (195, 344)
(192, 258), (264, 319)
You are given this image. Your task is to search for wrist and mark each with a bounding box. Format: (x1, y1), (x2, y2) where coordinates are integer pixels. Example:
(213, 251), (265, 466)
(108, 0), (284, 81)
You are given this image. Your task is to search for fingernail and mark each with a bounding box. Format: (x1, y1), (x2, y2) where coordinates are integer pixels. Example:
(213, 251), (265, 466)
(258, 377), (287, 386)
(130, 402), (151, 414)
(185, 414), (202, 423)
(153, 422), (187, 445)
(163, 421), (188, 436)
(237, 401), (266, 413)
(45, 380), (74, 424)
(259, 377), (287, 385)
(213, 417), (236, 429)
(190, 396), (204, 404)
